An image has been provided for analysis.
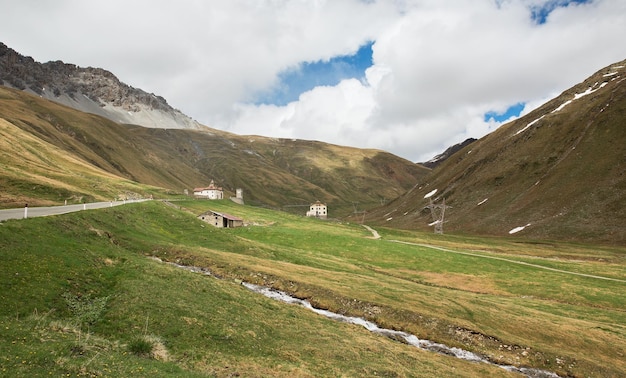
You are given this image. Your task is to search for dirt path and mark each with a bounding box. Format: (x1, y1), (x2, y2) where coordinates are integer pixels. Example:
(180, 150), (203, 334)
(359, 225), (624, 283)
(362, 225), (381, 239)
(390, 240), (626, 283)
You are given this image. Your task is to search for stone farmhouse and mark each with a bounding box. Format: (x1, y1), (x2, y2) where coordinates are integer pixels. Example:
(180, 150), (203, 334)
(193, 180), (223, 199)
(306, 201), (327, 219)
(198, 210), (243, 228)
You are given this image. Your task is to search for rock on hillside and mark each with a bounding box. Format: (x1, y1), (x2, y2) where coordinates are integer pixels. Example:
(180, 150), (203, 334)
(0, 42), (201, 130)
(367, 58), (626, 244)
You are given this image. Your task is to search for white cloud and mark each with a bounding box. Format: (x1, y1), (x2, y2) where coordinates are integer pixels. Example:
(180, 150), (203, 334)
(227, 0), (626, 161)
(231, 78), (376, 143)
(1, 0), (625, 162)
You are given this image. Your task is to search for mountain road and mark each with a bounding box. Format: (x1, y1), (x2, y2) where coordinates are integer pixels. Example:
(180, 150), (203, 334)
(0, 199), (150, 222)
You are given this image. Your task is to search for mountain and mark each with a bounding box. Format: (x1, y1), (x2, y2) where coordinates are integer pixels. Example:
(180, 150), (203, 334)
(0, 42), (427, 215)
(0, 42), (200, 130)
(0, 85), (426, 215)
(366, 59), (626, 245)
(421, 138), (477, 169)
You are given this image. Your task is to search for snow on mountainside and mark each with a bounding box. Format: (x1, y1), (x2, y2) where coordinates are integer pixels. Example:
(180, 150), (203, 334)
(515, 65), (624, 136)
(0, 42), (202, 130)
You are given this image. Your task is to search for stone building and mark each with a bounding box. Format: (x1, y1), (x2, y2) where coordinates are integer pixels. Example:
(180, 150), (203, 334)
(198, 210), (243, 228)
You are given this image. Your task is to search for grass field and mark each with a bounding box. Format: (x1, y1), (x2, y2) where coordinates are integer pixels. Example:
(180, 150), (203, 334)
(1, 200), (624, 377)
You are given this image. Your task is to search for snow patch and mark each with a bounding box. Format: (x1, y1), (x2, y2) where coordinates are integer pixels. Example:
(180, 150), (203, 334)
(509, 223), (531, 234)
(552, 82), (608, 113)
(516, 115), (544, 135)
(424, 189), (437, 199)
(574, 83), (606, 99)
(552, 100), (572, 113)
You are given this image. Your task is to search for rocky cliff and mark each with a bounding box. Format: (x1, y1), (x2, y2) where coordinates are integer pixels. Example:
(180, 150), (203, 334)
(0, 42), (201, 130)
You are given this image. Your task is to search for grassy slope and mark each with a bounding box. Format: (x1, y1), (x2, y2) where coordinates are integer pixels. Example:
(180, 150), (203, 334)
(0, 117), (165, 207)
(367, 60), (626, 244)
(0, 86), (427, 215)
(1, 201), (624, 377)
(0, 87), (182, 207)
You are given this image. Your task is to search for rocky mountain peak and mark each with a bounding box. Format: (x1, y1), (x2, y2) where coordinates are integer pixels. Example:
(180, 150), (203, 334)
(421, 138), (477, 169)
(0, 42), (201, 130)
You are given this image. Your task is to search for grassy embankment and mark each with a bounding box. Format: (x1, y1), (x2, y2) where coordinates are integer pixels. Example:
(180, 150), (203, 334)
(1, 200), (624, 377)
(0, 117), (170, 208)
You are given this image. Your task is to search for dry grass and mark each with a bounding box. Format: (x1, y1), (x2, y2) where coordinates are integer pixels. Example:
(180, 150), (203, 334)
(414, 271), (508, 295)
(0, 116), (163, 207)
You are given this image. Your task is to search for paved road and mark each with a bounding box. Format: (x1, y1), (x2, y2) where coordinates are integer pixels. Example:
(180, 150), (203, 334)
(0, 199), (150, 222)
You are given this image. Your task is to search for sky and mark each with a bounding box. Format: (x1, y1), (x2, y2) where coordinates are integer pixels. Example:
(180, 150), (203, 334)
(1, 0), (625, 162)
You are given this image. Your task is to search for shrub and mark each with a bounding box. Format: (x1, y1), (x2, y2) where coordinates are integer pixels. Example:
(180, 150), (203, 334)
(61, 292), (109, 327)
(128, 337), (154, 357)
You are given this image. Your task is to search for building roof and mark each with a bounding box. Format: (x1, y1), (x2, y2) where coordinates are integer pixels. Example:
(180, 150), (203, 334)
(199, 210), (242, 221)
(219, 212), (242, 221)
(193, 180), (223, 192)
(193, 186), (222, 192)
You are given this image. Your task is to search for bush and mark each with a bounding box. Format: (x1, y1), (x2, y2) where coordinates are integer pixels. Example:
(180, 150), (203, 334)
(128, 337), (154, 357)
(62, 292), (109, 327)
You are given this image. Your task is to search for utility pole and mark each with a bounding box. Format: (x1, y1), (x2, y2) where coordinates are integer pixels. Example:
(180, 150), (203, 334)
(425, 197), (450, 234)
(352, 202), (359, 213)
(352, 202), (367, 224)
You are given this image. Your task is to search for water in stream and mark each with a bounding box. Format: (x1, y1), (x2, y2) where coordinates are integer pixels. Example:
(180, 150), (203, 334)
(242, 283), (561, 378)
(154, 257), (561, 378)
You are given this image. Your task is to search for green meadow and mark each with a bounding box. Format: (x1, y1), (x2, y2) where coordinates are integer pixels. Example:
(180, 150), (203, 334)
(1, 200), (624, 377)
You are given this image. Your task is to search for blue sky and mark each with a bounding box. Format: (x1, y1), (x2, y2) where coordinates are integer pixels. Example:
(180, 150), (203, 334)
(484, 103), (526, 123)
(263, 41), (532, 125)
(531, 0), (592, 24)
(255, 42), (374, 106)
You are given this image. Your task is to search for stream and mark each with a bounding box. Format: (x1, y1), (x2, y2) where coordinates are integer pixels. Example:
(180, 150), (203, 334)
(153, 257), (561, 378)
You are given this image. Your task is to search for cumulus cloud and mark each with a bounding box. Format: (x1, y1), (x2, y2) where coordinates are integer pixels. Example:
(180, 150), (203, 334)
(1, 0), (625, 162)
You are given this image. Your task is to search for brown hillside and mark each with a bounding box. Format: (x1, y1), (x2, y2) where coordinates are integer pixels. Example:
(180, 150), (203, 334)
(0, 86), (427, 214)
(367, 59), (626, 245)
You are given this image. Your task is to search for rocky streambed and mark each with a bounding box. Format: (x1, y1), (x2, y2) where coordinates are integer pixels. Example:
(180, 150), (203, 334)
(151, 257), (561, 378)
